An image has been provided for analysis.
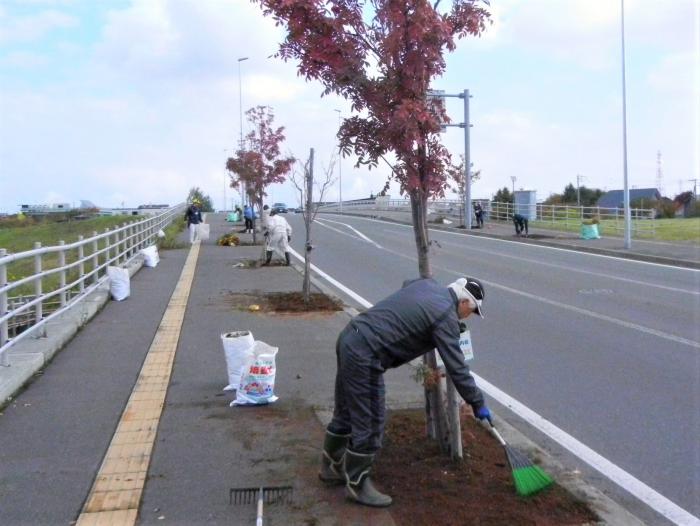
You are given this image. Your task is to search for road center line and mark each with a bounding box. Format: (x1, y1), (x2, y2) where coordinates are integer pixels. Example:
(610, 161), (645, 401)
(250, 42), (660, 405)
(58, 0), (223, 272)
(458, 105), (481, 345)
(76, 241), (201, 526)
(287, 246), (700, 526)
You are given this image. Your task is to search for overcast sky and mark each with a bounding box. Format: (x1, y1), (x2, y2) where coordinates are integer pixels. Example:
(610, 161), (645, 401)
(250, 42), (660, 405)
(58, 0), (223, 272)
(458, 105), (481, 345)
(1, 0), (698, 213)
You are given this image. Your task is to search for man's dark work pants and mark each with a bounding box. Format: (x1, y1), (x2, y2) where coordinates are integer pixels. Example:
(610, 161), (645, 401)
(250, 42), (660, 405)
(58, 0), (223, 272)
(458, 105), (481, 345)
(327, 324), (385, 454)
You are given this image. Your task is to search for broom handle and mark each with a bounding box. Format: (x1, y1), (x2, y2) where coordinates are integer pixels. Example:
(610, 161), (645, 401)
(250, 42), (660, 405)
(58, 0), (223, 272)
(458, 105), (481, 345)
(487, 423), (508, 447)
(256, 486), (264, 526)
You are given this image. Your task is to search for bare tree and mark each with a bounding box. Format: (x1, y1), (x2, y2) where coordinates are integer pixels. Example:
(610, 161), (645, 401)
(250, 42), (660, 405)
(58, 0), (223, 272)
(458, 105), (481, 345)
(288, 148), (336, 303)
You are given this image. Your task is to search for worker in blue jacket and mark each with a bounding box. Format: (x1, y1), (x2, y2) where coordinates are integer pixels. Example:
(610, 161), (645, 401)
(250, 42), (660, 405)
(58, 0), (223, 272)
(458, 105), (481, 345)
(319, 277), (490, 507)
(513, 213), (528, 236)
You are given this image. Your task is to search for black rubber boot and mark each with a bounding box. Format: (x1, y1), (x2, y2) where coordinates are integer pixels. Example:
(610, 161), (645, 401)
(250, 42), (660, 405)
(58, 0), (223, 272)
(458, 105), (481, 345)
(285, 252), (291, 266)
(319, 430), (350, 485)
(343, 449), (392, 507)
(262, 251), (272, 266)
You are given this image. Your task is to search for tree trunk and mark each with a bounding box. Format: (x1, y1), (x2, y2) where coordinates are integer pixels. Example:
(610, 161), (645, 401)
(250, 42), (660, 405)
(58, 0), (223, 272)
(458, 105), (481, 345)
(302, 148), (314, 303)
(409, 189), (450, 450)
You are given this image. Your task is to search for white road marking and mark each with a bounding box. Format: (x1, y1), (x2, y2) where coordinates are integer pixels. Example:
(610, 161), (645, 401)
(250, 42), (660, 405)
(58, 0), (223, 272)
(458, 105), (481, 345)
(287, 246), (700, 526)
(314, 217), (383, 249)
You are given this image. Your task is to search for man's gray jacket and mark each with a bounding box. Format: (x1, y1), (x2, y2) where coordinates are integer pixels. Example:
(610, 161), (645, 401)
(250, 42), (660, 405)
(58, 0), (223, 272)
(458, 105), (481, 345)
(350, 278), (485, 410)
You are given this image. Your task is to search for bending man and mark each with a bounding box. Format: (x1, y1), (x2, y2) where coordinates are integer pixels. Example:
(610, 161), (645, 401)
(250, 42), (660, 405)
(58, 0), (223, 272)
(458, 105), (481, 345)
(319, 277), (491, 507)
(513, 213), (528, 236)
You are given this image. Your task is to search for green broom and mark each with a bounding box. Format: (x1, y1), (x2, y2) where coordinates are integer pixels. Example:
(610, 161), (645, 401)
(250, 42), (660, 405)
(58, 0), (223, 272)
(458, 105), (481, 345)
(488, 423), (553, 496)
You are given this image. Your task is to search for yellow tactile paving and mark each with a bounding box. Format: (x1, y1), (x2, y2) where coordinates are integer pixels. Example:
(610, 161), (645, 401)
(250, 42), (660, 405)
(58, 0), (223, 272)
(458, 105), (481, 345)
(76, 241), (201, 526)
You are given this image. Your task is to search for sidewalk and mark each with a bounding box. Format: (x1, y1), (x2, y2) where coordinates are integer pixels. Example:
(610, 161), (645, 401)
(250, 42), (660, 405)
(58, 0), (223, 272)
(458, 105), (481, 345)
(0, 214), (645, 525)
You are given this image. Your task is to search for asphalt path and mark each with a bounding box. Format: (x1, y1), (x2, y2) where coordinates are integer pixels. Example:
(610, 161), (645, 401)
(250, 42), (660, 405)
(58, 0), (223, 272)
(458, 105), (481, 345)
(285, 212), (700, 525)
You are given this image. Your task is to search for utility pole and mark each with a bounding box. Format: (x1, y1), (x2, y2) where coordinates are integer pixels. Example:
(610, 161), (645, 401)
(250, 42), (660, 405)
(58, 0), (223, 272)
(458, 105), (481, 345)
(620, 0), (632, 249)
(688, 179), (698, 201)
(576, 174), (585, 207)
(238, 57), (249, 208)
(427, 88), (473, 229)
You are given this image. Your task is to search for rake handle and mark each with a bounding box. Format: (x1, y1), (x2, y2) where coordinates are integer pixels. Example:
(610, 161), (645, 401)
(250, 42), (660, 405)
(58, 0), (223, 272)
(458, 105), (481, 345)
(256, 486), (264, 526)
(486, 422), (507, 447)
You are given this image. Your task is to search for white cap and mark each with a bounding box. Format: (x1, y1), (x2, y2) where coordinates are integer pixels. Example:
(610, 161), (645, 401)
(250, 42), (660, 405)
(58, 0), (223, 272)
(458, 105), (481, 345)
(448, 277), (485, 318)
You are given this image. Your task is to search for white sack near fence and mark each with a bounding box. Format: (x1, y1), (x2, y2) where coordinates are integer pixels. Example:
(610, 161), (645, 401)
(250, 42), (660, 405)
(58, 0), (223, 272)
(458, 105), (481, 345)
(232, 340), (279, 406)
(221, 331), (254, 391)
(107, 266), (130, 301)
(157, 229), (166, 238)
(198, 223), (210, 241)
(141, 245), (160, 268)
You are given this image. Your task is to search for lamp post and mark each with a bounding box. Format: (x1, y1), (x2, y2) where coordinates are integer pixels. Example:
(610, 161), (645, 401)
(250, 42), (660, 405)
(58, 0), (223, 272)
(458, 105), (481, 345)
(620, 0), (631, 249)
(510, 176), (517, 216)
(238, 56), (249, 208)
(334, 109), (342, 213)
(223, 149), (229, 212)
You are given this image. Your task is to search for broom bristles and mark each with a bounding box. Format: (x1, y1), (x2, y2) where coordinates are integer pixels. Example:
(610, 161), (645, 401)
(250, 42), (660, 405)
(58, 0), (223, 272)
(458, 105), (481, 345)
(504, 445), (553, 496)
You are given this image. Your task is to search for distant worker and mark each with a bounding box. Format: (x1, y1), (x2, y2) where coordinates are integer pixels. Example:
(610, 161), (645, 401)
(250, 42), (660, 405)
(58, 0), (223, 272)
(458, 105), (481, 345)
(473, 202), (484, 228)
(243, 204), (254, 234)
(184, 200), (203, 244)
(513, 213), (528, 237)
(263, 209), (292, 266)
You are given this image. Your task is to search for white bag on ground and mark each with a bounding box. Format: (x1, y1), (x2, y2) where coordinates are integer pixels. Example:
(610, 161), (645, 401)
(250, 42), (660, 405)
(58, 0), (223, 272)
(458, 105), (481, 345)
(221, 331), (255, 391)
(141, 245), (160, 268)
(198, 223), (210, 241)
(107, 266), (130, 301)
(156, 229), (166, 238)
(232, 341), (279, 406)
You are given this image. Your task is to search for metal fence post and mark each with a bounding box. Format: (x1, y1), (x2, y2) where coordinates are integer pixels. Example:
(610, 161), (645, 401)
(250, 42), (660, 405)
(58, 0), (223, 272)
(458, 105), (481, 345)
(58, 240), (67, 307)
(34, 242), (43, 334)
(92, 231), (99, 283)
(78, 235), (85, 294)
(104, 228), (112, 267)
(121, 223), (127, 264)
(0, 248), (8, 364)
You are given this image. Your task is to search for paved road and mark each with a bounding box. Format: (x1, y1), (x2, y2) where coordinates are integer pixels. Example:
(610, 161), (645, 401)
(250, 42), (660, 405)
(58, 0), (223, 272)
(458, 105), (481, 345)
(286, 212), (700, 525)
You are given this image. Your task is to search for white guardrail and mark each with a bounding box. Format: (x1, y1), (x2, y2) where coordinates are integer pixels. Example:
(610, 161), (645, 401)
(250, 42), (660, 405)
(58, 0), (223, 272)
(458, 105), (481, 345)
(0, 204), (186, 365)
(318, 199), (656, 237)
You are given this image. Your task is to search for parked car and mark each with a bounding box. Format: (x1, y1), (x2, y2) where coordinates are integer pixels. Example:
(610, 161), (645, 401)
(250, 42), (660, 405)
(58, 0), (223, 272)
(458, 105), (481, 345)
(272, 202), (288, 214)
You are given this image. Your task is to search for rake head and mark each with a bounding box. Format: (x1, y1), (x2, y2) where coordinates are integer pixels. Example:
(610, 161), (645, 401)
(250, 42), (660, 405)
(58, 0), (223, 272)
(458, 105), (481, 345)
(229, 485), (294, 506)
(504, 446), (553, 497)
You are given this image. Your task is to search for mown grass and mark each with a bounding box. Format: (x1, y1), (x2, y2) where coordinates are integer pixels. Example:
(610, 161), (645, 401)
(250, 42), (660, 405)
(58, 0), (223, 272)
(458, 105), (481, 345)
(157, 217), (187, 249)
(529, 217), (699, 242)
(1, 215), (147, 299)
(0, 215), (141, 253)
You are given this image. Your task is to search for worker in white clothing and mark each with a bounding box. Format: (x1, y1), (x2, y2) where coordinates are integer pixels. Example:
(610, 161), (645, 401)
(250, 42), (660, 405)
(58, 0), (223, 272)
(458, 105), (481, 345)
(263, 209), (292, 266)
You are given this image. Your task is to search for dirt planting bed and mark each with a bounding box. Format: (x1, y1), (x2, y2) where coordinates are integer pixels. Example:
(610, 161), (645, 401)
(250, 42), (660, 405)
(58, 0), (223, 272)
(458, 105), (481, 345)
(374, 408), (598, 526)
(227, 291), (343, 313)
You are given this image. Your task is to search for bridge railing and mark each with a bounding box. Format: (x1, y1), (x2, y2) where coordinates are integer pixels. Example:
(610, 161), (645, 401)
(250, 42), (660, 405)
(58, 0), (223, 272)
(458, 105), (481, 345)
(0, 204), (186, 365)
(318, 199), (656, 237)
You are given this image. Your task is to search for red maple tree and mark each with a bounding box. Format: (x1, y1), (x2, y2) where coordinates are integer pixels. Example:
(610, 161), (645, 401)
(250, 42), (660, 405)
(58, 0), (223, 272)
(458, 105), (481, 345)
(253, 0), (490, 277)
(226, 106), (295, 240)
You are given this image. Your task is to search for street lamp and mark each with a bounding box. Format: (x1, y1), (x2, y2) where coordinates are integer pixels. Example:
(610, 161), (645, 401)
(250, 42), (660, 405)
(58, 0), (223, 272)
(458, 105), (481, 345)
(510, 176), (517, 216)
(238, 57), (249, 207)
(334, 109), (342, 213)
(620, 0), (631, 249)
(223, 149), (229, 211)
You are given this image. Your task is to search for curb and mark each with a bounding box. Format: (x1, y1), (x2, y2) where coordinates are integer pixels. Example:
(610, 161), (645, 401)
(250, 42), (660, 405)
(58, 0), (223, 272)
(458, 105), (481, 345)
(0, 256), (144, 407)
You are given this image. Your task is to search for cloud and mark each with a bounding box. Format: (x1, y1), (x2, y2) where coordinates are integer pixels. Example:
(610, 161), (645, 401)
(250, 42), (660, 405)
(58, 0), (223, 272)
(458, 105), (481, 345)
(0, 50), (47, 68)
(0, 9), (77, 45)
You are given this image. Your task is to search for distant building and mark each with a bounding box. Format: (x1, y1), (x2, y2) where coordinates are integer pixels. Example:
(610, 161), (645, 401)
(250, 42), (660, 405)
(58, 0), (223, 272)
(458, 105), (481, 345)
(19, 203), (73, 216)
(99, 204), (170, 217)
(596, 188), (661, 208)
